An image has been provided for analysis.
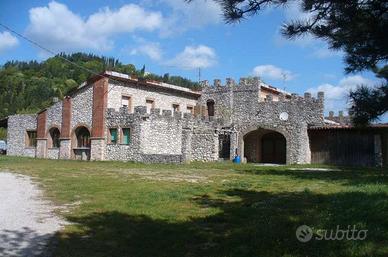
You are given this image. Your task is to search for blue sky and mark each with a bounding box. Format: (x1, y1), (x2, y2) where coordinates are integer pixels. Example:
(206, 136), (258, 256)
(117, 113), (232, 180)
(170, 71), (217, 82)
(0, 0), (382, 116)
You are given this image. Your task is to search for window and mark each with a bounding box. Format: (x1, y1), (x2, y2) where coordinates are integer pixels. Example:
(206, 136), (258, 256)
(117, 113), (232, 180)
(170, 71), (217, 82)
(75, 126), (90, 148)
(207, 100), (215, 117)
(187, 105), (194, 114)
(121, 95), (132, 112)
(26, 130), (37, 147)
(109, 128), (118, 144)
(49, 127), (60, 148)
(172, 104), (180, 112)
(146, 99), (155, 113)
(122, 128), (131, 145)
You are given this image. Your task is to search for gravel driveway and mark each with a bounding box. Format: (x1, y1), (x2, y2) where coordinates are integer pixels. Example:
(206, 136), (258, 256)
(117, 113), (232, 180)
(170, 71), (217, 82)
(0, 172), (66, 257)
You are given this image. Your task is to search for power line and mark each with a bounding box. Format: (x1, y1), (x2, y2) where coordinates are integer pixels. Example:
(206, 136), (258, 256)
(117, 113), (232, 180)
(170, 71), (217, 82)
(0, 22), (159, 96)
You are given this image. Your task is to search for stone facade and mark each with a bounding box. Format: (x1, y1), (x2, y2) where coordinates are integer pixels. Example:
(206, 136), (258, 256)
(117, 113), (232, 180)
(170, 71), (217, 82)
(6, 71), (326, 164)
(7, 114), (37, 157)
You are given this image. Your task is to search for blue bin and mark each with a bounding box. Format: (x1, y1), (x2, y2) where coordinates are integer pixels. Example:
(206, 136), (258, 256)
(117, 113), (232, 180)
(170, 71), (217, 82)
(233, 155), (241, 164)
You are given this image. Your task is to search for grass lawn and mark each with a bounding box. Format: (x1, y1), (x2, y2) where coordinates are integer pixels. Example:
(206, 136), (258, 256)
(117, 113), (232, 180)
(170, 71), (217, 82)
(0, 156), (387, 257)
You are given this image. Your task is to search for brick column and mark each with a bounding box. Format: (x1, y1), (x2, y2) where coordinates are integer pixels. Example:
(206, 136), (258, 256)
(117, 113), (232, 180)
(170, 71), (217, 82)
(91, 77), (108, 161)
(36, 110), (47, 158)
(60, 96), (72, 159)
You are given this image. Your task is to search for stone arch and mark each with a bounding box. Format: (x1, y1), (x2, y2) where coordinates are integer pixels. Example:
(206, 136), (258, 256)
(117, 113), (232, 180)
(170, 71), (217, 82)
(47, 126), (61, 148)
(71, 124), (91, 160)
(238, 125), (291, 164)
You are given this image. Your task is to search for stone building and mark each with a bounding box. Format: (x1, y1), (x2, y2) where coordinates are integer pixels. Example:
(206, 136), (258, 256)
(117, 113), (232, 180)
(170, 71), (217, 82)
(3, 71), (387, 166)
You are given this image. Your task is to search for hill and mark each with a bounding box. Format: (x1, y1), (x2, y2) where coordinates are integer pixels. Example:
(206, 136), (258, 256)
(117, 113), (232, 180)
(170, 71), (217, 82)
(0, 52), (199, 119)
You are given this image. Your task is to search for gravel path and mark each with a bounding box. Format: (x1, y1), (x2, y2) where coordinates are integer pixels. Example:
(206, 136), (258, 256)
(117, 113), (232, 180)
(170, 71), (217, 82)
(0, 172), (66, 257)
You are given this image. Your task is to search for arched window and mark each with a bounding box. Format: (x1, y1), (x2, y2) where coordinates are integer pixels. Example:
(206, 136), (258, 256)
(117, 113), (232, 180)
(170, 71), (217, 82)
(207, 99), (215, 117)
(75, 126), (90, 148)
(49, 127), (61, 148)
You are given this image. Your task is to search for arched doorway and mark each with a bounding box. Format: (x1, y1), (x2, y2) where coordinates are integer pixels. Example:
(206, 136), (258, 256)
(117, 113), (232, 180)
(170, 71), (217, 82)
(243, 129), (286, 164)
(48, 127), (60, 148)
(207, 100), (215, 117)
(73, 126), (91, 160)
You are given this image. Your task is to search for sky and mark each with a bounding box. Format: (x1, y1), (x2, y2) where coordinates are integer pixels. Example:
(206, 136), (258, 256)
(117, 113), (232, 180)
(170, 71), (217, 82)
(0, 0), (383, 116)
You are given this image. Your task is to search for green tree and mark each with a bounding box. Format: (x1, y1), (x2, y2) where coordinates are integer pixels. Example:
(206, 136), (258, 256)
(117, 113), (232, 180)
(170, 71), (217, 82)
(194, 0), (388, 124)
(0, 52), (199, 119)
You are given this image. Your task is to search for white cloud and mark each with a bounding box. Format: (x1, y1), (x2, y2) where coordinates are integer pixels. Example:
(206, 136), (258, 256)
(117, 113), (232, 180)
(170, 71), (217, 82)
(307, 75), (375, 113)
(26, 1), (163, 52)
(166, 45), (217, 70)
(130, 42), (162, 61)
(252, 65), (295, 81)
(157, 0), (222, 36)
(312, 46), (342, 59)
(0, 31), (19, 53)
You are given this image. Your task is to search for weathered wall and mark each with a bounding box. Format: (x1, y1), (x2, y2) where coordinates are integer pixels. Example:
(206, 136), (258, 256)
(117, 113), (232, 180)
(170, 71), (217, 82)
(199, 78), (324, 164)
(7, 114), (37, 157)
(140, 113), (182, 155)
(71, 85), (94, 130)
(107, 81), (198, 113)
(46, 101), (63, 132)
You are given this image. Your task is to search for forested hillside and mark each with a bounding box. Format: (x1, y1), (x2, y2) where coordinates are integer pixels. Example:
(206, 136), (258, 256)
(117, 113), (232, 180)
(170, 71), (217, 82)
(0, 53), (199, 119)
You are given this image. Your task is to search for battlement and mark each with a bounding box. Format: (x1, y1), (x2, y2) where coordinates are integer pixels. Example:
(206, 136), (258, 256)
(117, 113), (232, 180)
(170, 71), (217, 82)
(200, 78), (324, 103)
(106, 105), (225, 126)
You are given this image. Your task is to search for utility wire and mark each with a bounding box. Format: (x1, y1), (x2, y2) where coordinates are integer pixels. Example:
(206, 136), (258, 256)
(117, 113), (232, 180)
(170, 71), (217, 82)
(0, 22), (191, 97)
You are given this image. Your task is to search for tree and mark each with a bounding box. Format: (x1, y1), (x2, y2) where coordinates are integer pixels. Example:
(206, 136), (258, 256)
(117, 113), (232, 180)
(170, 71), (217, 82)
(190, 0), (388, 124)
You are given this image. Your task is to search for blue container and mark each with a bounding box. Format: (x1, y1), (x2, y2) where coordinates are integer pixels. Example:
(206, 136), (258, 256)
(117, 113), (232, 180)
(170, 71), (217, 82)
(233, 155), (241, 164)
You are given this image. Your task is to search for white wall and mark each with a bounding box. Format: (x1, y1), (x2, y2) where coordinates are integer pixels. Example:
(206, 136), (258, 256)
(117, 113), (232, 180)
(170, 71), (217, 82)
(107, 82), (198, 113)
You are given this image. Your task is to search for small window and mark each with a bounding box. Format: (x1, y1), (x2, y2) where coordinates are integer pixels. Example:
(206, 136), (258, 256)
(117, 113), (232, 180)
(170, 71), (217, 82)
(207, 100), (215, 117)
(172, 104), (180, 112)
(109, 128), (118, 144)
(122, 128), (131, 145)
(146, 99), (155, 113)
(121, 95), (132, 112)
(26, 130), (37, 147)
(187, 105), (194, 114)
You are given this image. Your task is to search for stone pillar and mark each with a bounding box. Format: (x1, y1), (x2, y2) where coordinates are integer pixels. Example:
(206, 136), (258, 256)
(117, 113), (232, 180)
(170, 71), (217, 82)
(181, 127), (192, 163)
(59, 139), (71, 159)
(36, 110), (47, 158)
(91, 77), (108, 161)
(60, 96), (72, 159)
(230, 130), (238, 160)
(36, 140), (47, 158)
(90, 138), (105, 161)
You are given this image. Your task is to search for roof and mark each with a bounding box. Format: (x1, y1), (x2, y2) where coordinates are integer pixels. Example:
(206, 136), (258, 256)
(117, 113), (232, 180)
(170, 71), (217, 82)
(309, 123), (388, 130)
(260, 82), (291, 96)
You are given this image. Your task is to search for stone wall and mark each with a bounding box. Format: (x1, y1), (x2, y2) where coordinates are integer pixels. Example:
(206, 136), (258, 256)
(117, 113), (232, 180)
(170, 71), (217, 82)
(199, 78), (324, 164)
(46, 101), (63, 131)
(71, 85), (93, 130)
(105, 106), (221, 163)
(7, 114), (37, 157)
(107, 81), (199, 113)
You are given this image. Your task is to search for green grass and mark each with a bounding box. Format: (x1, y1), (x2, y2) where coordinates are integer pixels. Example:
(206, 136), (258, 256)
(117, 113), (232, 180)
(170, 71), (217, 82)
(1, 156), (387, 257)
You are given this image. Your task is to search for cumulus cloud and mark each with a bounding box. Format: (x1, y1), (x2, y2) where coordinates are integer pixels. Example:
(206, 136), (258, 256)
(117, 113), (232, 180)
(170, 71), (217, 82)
(26, 1), (163, 52)
(307, 75), (375, 113)
(130, 42), (162, 61)
(0, 31), (19, 53)
(157, 0), (222, 35)
(252, 65), (295, 81)
(166, 45), (217, 70)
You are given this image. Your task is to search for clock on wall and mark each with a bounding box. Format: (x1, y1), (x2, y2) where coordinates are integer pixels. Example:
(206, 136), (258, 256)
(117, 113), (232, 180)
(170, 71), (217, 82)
(279, 112), (289, 121)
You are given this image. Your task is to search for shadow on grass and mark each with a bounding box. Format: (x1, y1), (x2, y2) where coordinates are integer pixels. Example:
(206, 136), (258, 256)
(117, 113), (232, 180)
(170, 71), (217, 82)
(52, 190), (388, 257)
(238, 167), (388, 186)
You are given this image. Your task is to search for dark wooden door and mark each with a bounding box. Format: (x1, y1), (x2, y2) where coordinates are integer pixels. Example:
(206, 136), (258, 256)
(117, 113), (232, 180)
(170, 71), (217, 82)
(261, 132), (286, 164)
